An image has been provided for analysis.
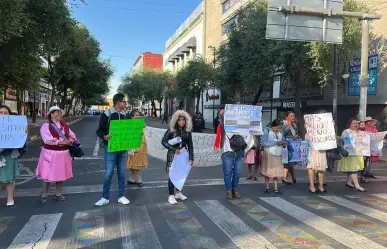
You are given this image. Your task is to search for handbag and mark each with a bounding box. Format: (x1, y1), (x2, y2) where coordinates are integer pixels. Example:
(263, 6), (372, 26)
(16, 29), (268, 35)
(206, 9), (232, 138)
(49, 123), (84, 158)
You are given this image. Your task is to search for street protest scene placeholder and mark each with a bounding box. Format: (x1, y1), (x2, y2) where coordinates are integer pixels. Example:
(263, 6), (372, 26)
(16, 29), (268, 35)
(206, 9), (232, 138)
(369, 131), (387, 157)
(0, 115), (28, 149)
(343, 130), (371, 156)
(304, 113), (337, 150)
(224, 104), (262, 136)
(108, 119), (145, 152)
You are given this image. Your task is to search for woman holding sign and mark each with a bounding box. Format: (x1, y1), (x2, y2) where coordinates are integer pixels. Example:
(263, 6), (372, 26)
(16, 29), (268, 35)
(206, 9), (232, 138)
(338, 118), (366, 192)
(162, 110), (194, 205)
(0, 105), (27, 207)
(36, 106), (77, 203)
(281, 111), (298, 184)
(126, 111), (147, 187)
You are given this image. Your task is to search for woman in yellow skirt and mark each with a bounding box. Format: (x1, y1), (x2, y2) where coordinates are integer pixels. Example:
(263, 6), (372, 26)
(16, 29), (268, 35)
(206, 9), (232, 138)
(126, 111), (148, 187)
(338, 118), (365, 192)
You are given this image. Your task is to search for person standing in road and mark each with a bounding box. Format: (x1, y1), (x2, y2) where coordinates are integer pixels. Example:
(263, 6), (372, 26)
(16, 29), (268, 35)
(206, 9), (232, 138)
(126, 111), (148, 187)
(161, 110), (194, 205)
(95, 93), (130, 206)
(36, 106), (77, 203)
(162, 110), (169, 124)
(0, 105), (28, 207)
(281, 111), (298, 184)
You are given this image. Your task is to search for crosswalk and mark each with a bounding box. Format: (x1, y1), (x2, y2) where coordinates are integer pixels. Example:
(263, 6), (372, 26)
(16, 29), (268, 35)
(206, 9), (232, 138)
(2, 194), (387, 248)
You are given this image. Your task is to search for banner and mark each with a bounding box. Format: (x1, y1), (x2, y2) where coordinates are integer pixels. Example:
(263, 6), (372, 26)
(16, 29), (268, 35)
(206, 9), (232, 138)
(0, 115), (28, 149)
(369, 131), (387, 157)
(304, 113), (336, 150)
(286, 138), (310, 164)
(108, 119), (144, 152)
(343, 131), (371, 156)
(145, 127), (221, 167)
(224, 104), (262, 136)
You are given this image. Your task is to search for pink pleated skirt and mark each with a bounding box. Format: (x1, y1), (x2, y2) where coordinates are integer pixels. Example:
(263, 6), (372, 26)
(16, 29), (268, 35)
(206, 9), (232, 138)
(36, 148), (73, 182)
(244, 150), (256, 164)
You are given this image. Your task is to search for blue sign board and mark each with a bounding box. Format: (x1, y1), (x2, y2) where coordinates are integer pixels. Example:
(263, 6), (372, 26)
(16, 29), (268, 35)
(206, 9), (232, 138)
(348, 55), (377, 96)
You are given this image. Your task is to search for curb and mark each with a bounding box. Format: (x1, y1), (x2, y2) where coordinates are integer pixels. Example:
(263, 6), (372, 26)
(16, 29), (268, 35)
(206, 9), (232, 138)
(27, 117), (84, 143)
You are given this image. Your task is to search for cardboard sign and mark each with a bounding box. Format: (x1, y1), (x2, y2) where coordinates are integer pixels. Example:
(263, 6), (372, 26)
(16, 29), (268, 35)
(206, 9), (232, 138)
(304, 113), (337, 150)
(0, 115), (28, 149)
(224, 104), (262, 135)
(108, 119), (144, 152)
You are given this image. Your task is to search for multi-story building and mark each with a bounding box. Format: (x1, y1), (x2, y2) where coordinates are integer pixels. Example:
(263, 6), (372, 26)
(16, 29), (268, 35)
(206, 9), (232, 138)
(130, 52), (163, 116)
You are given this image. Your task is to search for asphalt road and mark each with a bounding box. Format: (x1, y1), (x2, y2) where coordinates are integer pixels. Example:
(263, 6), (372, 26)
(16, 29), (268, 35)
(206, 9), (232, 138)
(1, 116), (387, 249)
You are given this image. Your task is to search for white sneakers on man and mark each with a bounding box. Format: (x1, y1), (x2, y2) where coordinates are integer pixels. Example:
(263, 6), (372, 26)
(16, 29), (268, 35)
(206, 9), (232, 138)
(168, 192), (188, 204)
(118, 196), (130, 205)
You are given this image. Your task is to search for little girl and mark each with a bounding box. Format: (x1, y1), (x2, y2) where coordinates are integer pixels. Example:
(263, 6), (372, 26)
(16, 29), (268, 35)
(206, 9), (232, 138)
(261, 119), (286, 194)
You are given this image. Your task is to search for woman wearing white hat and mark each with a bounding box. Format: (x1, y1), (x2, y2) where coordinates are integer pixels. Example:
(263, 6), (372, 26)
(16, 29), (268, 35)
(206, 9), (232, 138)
(36, 106), (77, 203)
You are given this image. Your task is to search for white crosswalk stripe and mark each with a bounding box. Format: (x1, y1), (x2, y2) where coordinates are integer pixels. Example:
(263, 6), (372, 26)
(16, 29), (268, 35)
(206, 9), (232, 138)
(2, 194), (387, 248)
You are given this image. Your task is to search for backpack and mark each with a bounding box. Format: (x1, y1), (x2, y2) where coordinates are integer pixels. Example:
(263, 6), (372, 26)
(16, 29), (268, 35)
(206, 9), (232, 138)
(99, 109), (113, 148)
(222, 123), (247, 152)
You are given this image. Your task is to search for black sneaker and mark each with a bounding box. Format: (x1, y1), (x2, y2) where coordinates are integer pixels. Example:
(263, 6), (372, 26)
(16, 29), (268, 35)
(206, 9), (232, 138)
(54, 195), (65, 201)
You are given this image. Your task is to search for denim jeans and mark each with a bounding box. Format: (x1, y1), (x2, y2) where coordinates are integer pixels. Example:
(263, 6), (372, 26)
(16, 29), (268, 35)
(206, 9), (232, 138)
(222, 151), (244, 191)
(102, 147), (127, 199)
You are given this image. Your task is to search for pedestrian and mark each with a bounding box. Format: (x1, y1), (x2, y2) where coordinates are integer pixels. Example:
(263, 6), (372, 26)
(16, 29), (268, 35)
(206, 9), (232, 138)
(281, 111), (298, 184)
(245, 135), (259, 180)
(261, 119), (286, 194)
(162, 110), (168, 124)
(0, 105), (28, 207)
(361, 116), (380, 181)
(95, 93), (130, 206)
(214, 112), (247, 200)
(338, 118), (366, 192)
(36, 106), (77, 203)
(161, 110), (194, 205)
(126, 111), (147, 187)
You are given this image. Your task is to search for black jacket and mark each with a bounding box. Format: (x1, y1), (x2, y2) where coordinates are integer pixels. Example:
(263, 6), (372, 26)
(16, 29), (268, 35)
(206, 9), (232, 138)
(96, 108), (127, 146)
(162, 128), (194, 171)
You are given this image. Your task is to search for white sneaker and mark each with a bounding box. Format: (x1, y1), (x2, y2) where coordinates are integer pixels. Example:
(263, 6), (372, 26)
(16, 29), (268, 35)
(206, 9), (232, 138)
(118, 196), (130, 205)
(95, 198), (109, 207)
(6, 201), (14, 207)
(175, 192), (187, 201)
(168, 195), (177, 205)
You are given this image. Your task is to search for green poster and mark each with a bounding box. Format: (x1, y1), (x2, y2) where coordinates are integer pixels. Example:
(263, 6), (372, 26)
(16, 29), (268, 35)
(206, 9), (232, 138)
(107, 119), (145, 152)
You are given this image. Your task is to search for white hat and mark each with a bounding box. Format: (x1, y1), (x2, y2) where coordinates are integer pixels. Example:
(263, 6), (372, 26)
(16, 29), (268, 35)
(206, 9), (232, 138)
(364, 116), (378, 123)
(48, 106), (63, 115)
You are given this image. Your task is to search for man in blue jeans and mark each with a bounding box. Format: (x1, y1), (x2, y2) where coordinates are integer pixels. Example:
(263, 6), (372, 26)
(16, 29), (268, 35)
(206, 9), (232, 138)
(95, 93), (130, 206)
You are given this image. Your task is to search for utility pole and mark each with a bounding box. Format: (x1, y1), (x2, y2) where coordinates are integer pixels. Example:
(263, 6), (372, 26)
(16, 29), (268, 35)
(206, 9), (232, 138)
(358, 19), (370, 121)
(332, 44), (338, 133)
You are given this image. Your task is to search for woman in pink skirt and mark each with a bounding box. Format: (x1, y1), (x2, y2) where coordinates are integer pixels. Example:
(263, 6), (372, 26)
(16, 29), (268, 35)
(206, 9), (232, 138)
(245, 135), (259, 180)
(36, 106), (76, 203)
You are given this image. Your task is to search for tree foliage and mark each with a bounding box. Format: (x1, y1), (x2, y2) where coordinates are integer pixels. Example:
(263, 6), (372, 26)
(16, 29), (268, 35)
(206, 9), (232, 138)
(175, 57), (215, 113)
(121, 69), (174, 117)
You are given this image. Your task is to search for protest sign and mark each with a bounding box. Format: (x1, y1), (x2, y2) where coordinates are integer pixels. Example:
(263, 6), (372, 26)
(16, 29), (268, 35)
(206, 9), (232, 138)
(369, 131), (387, 157)
(224, 104), (262, 136)
(145, 127), (221, 167)
(0, 115), (27, 148)
(108, 119), (144, 152)
(343, 130), (370, 156)
(169, 148), (192, 190)
(286, 138), (310, 164)
(304, 113), (336, 150)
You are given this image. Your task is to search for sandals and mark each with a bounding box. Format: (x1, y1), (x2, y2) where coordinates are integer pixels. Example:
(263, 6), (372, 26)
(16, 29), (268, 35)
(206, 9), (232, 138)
(246, 176), (253, 180)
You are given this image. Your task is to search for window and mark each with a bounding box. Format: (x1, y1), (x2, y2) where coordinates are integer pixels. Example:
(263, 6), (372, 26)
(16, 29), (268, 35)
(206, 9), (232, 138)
(222, 0), (240, 13)
(221, 16), (237, 35)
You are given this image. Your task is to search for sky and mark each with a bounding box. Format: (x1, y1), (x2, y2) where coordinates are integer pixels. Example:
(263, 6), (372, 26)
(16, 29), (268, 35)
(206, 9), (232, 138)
(72, 0), (202, 97)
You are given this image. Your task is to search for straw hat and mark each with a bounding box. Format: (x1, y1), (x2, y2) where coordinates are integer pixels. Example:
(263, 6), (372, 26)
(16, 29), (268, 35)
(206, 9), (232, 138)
(48, 106), (63, 115)
(364, 116), (378, 125)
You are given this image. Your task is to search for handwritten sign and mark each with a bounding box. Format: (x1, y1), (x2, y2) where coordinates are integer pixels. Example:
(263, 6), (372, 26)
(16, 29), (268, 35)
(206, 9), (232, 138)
(286, 138), (310, 164)
(0, 115), (27, 149)
(304, 113), (336, 150)
(369, 131), (387, 157)
(343, 130), (370, 156)
(108, 119), (144, 152)
(224, 104), (262, 135)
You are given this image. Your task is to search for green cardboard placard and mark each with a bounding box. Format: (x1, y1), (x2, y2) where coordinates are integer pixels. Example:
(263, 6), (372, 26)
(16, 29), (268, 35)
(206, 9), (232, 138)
(107, 119), (145, 152)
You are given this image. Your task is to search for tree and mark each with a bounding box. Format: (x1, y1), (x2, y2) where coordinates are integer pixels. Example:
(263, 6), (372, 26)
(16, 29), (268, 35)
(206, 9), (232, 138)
(121, 69), (174, 117)
(176, 57), (215, 113)
(0, 0), (29, 44)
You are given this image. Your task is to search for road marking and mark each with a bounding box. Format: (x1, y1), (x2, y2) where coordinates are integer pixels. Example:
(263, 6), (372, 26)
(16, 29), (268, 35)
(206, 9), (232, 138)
(15, 164), (36, 186)
(195, 200), (277, 249)
(319, 196), (387, 223)
(260, 197), (385, 249)
(120, 206), (162, 249)
(72, 210), (104, 248)
(7, 213), (62, 249)
(372, 193), (387, 200)
(93, 138), (100, 157)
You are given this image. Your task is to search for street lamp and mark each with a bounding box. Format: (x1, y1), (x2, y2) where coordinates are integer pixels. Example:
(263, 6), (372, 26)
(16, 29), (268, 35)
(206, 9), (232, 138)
(208, 46), (216, 122)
